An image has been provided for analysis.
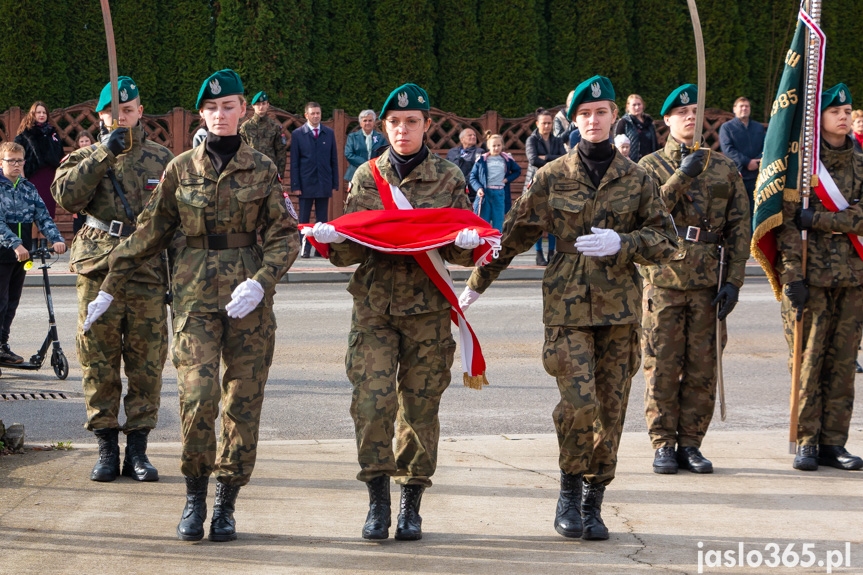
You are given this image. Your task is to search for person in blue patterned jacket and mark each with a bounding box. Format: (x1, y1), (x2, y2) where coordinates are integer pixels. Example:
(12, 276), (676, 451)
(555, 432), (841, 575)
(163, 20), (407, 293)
(0, 141), (65, 363)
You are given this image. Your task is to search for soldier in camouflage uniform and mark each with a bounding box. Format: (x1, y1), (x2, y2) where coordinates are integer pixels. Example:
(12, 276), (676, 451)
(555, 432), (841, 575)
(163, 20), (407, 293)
(239, 91), (288, 177)
(310, 83), (480, 542)
(779, 83), (863, 472)
(52, 76), (173, 484)
(460, 76), (677, 540)
(85, 70), (298, 541)
(638, 84), (750, 475)
(0, 141), (66, 364)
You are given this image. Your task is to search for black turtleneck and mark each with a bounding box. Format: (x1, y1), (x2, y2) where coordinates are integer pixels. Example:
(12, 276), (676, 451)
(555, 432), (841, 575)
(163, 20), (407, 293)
(205, 132), (242, 175)
(389, 145), (429, 181)
(577, 138), (615, 188)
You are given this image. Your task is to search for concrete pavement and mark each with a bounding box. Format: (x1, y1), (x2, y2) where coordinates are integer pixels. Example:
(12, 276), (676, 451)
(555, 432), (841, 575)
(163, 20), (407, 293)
(1, 431), (860, 574)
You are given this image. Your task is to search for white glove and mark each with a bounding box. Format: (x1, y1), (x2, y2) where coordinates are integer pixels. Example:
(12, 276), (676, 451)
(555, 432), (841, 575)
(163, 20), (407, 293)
(575, 227), (622, 257)
(311, 222), (345, 244)
(82, 291), (114, 332)
(225, 279), (265, 319)
(458, 286), (481, 312)
(455, 228), (481, 249)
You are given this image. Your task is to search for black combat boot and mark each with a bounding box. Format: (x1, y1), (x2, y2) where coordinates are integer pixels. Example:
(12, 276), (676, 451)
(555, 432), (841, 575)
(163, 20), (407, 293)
(793, 445), (818, 471)
(362, 476), (391, 540)
(553, 471), (583, 538)
(122, 429), (159, 481)
(535, 250), (547, 266)
(581, 482), (609, 540)
(0, 342), (24, 364)
(177, 476), (209, 541)
(209, 482), (241, 542)
(676, 446), (714, 474)
(90, 428), (120, 482)
(818, 445), (863, 471)
(652, 446), (678, 474)
(394, 484), (424, 541)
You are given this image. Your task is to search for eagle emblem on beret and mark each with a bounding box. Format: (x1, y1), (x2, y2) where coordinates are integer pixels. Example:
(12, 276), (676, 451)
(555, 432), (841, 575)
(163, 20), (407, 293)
(417, 96), (425, 104)
(591, 82), (601, 98)
(680, 91), (690, 104)
(209, 79), (222, 95)
(840, 90), (846, 103)
(120, 89), (128, 102)
(397, 92), (409, 107)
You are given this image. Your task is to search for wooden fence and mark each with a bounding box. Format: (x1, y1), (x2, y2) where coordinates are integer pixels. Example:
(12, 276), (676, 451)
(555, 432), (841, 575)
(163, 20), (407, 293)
(0, 103), (734, 237)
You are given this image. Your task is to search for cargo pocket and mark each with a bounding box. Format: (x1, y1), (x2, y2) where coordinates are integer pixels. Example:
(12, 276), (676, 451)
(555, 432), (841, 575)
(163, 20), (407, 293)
(235, 185), (269, 229)
(176, 181), (210, 236)
(542, 326), (568, 377)
(345, 331), (365, 386)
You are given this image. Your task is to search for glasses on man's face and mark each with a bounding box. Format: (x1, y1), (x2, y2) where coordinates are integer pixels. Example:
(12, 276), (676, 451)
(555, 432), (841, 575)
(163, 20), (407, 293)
(2, 159), (25, 166)
(384, 117), (424, 132)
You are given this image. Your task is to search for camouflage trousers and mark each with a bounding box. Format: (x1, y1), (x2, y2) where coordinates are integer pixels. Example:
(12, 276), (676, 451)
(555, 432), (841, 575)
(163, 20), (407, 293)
(642, 285), (726, 449)
(347, 304), (456, 488)
(542, 323), (640, 487)
(172, 306), (276, 487)
(781, 285), (862, 447)
(76, 274), (167, 432)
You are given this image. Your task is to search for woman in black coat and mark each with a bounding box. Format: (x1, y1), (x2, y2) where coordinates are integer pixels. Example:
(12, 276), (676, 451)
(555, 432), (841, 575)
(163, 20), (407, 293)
(14, 101), (64, 217)
(524, 108), (566, 265)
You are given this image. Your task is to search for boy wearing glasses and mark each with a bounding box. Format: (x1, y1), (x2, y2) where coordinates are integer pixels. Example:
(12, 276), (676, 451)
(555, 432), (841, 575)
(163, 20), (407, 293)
(0, 141), (66, 364)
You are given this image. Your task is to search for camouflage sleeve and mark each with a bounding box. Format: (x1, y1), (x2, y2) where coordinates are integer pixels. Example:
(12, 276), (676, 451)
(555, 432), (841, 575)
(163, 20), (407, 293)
(328, 171), (374, 267)
(438, 171), (477, 267)
(238, 121), (251, 146)
(617, 171), (679, 266)
(467, 170), (550, 293)
(51, 145), (115, 214)
(723, 169), (751, 287)
(30, 187), (64, 245)
(274, 126), (288, 176)
(776, 201), (804, 283)
(811, 204), (863, 234)
(253, 168), (299, 292)
(101, 163), (181, 296)
(638, 154), (692, 212)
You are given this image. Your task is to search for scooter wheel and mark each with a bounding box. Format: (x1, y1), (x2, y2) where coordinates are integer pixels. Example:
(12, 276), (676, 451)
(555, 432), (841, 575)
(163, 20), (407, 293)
(53, 352), (69, 380)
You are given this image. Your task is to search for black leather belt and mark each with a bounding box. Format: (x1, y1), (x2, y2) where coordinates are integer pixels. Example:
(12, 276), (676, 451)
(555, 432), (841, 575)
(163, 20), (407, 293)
(85, 215), (135, 238)
(680, 226), (721, 244)
(186, 231), (257, 250)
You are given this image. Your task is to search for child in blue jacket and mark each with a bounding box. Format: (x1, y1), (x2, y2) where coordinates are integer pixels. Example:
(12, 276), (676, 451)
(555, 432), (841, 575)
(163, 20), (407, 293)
(469, 133), (521, 232)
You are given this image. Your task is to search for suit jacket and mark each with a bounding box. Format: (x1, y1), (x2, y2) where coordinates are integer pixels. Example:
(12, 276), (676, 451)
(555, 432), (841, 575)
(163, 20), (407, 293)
(290, 124), (339, 198)
(344, 129), (385, 182)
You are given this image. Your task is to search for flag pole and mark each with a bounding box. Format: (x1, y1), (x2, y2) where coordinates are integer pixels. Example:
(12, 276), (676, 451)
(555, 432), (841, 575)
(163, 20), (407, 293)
(789, 0), (822, 454)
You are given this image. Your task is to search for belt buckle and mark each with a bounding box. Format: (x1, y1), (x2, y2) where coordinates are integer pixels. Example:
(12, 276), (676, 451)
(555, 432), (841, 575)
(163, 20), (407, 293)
(685, 226), (701, 242)
(108, 220), (124, 237)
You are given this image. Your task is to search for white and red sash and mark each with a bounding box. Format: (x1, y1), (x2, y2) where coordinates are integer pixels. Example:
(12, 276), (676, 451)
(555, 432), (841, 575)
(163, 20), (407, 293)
(812, 160), (863, 261)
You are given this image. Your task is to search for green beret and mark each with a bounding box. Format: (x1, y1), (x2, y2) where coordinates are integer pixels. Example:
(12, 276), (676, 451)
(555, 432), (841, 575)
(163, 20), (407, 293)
(95, 76), (139, 112)
(196, 69), (244, 109)
(566, 75), (615, 120)
(822, 83), (852, 111)
(251, 91), (268, 105)
(380, 83), (430, 118)
(661, 84), (698, 116)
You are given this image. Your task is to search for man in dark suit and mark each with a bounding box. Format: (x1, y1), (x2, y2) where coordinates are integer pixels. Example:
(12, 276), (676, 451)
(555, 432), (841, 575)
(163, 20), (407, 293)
(291, 101), (339, 257)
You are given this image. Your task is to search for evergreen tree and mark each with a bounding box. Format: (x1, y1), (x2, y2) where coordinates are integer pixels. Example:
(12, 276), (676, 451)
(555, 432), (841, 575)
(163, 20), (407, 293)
(533, 0), (554, 110)
(698, 0), (748, 112)
(64, 0), (107, 107)
(266, 0), (312, 113)
(307, 0), (334, 114)
(435, 0), (482, 116)
(821, 0), (863, 105)
(163, 0), (216, 111)
(0, 0), (48, 110)
(372, 0), (437, 104)
(478, 0), (540, 116)
(214, 0), (255, 76)
(570, 0), (632, 110)
(113, 0), (166, 112)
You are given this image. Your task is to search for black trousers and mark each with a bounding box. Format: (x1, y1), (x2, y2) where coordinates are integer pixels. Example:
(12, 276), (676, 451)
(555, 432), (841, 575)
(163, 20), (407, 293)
(0, 261), (27, 343)
(299, 197), (330, 255)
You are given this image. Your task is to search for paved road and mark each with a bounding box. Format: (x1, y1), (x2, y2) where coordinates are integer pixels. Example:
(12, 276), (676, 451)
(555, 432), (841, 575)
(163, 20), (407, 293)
(2, 278), (862, 445)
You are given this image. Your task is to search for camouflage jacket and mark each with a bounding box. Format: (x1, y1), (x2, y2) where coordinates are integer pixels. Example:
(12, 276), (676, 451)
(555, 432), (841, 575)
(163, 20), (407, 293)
(329, 148), (475, 316)
(638, 138), (750, 289)
(239, 113), (288, 176)
(467, 146), (678, 327)
(776, 136), (863, 288)
(51, 124), (173, 284)
(0, 173), (64, 251)
(101, 141), (299, 313)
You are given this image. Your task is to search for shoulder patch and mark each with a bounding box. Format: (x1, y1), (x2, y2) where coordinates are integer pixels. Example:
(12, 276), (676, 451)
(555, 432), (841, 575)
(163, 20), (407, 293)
(283, 191), (298, 220)
(60, 153), (71, 164)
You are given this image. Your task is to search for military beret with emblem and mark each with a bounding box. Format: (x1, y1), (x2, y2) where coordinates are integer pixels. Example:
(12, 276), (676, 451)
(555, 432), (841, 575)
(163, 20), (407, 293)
(661, 84), (698, 116)
(380, 83), (430, 118)
(566, 75), (615, 120)
(821, 83), (852, 111)
(251, 91), (268, 105)
(95, 76), (139, 112)
(196, 69), (244, 110)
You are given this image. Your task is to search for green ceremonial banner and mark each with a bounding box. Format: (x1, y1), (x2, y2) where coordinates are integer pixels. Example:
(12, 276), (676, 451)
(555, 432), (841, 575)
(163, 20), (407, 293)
(751, 15), (807, 300)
